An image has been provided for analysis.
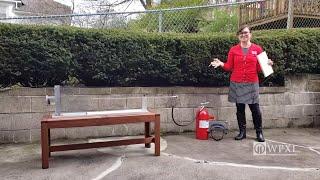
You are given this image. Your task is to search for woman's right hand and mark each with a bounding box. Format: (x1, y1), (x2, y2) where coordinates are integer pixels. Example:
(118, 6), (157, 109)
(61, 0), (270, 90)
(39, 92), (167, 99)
(209, 58), (224, 68)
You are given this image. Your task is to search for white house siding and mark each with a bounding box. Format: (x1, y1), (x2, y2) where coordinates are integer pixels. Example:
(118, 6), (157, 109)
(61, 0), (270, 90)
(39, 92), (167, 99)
(0, 1), (20, 24)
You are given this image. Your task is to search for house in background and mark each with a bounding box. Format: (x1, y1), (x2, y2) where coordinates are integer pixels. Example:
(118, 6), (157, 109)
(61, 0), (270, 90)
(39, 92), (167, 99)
(16, 0), (72, 16)
(0, 0), (72, 24)
(0, 0), (23, 18)
(0, 0), (71, 17)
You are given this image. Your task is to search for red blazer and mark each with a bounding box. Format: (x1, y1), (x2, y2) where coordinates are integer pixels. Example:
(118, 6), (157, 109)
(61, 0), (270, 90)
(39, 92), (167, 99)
(222, 43), (263, 83)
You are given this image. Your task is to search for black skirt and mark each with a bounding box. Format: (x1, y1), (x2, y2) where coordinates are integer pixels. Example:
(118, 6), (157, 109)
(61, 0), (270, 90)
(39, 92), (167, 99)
(228, 81), (259, 104)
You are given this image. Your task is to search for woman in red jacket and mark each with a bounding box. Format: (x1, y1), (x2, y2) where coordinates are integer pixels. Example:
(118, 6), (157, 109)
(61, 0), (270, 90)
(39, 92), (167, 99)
(210, 26), (273, 142)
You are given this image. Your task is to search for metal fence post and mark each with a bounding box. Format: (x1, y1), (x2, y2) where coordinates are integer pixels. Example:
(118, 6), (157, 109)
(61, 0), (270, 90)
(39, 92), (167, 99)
(158, 11), (163, 32)
(287, 0), (294, 29)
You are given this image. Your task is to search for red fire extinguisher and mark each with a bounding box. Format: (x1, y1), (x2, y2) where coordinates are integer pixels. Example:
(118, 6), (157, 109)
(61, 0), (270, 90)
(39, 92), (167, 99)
(196, 102), (215, 140)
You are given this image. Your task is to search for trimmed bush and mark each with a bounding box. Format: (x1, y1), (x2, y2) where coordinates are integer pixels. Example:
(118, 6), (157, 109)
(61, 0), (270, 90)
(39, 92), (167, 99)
(0, 25), (73, 87)
(0, 23), (319, 87)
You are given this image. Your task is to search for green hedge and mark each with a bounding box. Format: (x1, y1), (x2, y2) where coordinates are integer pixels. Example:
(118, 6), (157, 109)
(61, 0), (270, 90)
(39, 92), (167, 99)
(0, 23), (319, 87)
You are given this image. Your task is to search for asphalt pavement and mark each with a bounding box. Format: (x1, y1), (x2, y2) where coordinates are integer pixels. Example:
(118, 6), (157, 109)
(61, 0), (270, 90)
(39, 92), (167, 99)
(1, 128), (320, 180)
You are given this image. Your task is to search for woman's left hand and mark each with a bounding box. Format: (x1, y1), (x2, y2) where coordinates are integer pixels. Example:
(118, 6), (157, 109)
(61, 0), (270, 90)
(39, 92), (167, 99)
(268, 59), (273, 66)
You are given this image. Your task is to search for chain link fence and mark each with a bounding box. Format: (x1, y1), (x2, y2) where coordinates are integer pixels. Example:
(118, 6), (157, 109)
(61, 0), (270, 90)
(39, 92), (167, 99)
(0, 0), (319, 33)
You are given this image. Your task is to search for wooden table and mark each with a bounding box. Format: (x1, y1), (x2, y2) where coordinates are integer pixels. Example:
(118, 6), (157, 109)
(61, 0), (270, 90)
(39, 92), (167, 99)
(41, 111), (160, 169)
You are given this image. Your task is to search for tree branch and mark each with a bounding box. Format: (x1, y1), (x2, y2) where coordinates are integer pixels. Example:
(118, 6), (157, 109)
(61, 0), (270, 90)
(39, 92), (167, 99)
(146, 0), (152, 8)
(97, 0), (133, 7)
(139, 0), (147, 9)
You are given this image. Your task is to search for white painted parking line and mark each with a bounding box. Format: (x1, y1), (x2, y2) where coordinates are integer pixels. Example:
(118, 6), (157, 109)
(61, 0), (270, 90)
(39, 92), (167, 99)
(91, 155), (125, 180)
(162, 152), (320, 172)
(89, 137), (168, 180)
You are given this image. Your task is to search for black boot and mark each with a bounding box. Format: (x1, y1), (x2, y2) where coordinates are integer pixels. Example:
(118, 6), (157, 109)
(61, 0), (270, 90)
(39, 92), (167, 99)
(235, 128), (246, 140)
(235, 103), (246, 140)
(256, 130), (265, 142)
(249, 104), (265, 142)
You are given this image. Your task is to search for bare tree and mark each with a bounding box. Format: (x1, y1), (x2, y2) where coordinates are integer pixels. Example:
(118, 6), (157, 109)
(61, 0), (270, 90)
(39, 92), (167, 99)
(139, 0), (154, 9)
(146, 0), (152, 8)
(72, 0), (138, 28)
(139, 0), (147, 8)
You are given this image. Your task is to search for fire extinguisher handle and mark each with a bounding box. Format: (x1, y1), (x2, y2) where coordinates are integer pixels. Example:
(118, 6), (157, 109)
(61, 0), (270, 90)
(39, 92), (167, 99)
(200, 102), (210, 106)
(199, 106), (205, 111)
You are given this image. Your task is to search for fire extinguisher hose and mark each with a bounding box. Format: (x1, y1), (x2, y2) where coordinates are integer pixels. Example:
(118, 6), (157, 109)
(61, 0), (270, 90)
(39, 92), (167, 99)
(171, 106), (195, 126)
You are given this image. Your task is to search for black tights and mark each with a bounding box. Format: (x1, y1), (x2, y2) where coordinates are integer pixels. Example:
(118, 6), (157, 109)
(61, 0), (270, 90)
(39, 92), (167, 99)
(236, 103), (262, 131)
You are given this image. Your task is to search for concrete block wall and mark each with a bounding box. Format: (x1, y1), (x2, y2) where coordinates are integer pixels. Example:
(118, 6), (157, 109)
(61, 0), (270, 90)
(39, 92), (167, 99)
(0, 74), (319, 143)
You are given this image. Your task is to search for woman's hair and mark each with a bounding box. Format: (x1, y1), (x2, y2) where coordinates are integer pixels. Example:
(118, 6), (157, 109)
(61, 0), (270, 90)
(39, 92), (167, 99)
(236, 25), (251, 35)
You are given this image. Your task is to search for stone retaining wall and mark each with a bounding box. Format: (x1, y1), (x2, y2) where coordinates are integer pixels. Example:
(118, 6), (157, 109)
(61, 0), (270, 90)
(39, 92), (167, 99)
(0, 74), (319, 143)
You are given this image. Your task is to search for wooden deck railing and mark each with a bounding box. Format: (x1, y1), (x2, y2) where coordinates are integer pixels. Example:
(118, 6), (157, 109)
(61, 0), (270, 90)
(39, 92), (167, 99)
(293, 0), (320, 16)
(239, 0), (320, 27)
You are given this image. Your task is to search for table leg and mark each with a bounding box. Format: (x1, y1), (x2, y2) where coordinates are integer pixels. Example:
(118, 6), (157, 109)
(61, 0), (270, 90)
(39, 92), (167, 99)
(48, 128), (51, 157)
(145, 122), (151, 148)
(154, 114), (160, 156)
(41, 123), (49, 169)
